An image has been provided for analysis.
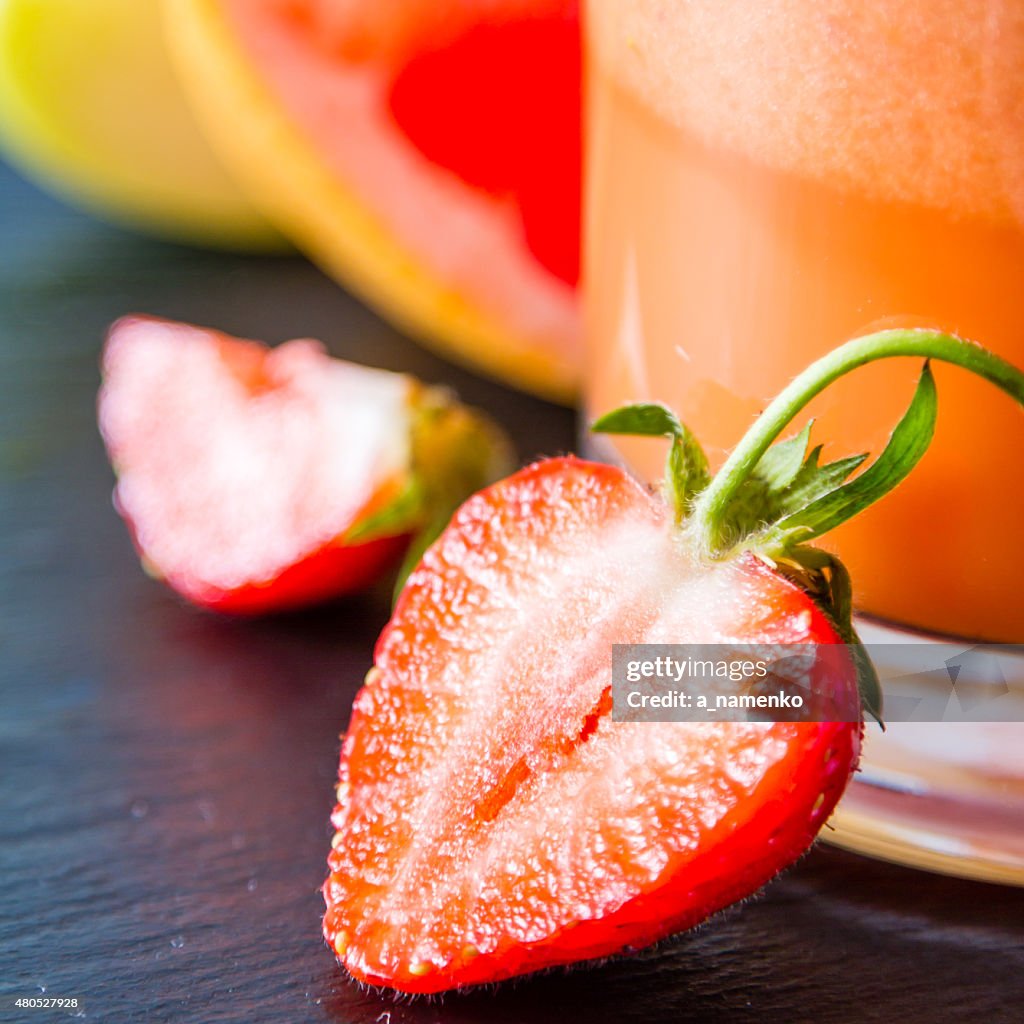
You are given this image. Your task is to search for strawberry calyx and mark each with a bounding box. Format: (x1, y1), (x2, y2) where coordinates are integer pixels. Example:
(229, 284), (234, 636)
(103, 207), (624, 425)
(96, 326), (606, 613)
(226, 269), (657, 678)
(594, 328), (1024, 721)
(346, 383), (514, 596)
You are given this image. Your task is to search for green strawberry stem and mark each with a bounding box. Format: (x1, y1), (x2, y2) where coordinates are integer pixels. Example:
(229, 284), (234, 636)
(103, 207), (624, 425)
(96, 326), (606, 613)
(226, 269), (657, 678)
(693, 329), (1024, 556)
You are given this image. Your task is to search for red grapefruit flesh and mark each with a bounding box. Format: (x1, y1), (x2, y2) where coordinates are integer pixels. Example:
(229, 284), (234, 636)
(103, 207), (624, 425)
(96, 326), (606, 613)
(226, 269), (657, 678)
(388, 6), (581, 287)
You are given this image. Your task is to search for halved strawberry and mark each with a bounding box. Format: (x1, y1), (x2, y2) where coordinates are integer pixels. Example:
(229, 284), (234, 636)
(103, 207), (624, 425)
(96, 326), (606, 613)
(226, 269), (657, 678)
(325, 457), (859, 992)
(324, 329), (1024, 992)
(98, 315), (510, 614)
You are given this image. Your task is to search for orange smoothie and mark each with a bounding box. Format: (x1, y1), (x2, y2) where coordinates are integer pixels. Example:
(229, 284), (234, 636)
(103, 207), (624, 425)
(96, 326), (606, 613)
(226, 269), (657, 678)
(585, 2), (1024, 642)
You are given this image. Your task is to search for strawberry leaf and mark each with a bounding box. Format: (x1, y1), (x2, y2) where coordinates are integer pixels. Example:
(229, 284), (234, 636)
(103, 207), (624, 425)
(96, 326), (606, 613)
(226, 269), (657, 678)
(392, 504), (452, 600)
(346, 386), (513, 597)
(592, 403), (709, 521)
(753, 421), (813, 490)
(716, 427), (867, 545)
(756, 362), (937, 552)
(345, 479), (425, 545)
(394, 387), (514, 597)
(780, 449), (869, 514)
(782, 545), (883, 724)
(591, 402), (684, 439)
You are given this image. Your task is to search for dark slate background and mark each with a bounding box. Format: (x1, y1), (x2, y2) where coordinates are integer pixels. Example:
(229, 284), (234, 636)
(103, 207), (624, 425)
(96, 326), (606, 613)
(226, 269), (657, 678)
(1, 162), (1022, 1024)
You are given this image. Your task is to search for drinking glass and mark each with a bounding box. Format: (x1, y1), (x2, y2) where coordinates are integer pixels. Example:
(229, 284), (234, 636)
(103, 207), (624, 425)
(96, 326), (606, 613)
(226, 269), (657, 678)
(584, 1), (1024, 882)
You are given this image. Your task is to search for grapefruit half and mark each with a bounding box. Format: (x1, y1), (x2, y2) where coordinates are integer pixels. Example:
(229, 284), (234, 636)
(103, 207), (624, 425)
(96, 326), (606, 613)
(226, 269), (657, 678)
(163, 0), (581, 402)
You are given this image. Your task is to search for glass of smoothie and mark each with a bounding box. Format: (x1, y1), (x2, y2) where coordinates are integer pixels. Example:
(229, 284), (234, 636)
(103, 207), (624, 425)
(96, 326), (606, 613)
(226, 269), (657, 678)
(584, 1), (1024, 881)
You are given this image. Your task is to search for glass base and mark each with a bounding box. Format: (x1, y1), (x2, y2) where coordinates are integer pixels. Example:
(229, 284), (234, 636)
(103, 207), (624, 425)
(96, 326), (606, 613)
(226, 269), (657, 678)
(825, 619), (1024, 886)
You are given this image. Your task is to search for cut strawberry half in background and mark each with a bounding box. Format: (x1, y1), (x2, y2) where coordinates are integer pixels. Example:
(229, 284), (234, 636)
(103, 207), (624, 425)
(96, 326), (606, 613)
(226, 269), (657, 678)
(163, 0), (581, 402)
(324, 329), (1024, 992)
(98, 315), (510, 614)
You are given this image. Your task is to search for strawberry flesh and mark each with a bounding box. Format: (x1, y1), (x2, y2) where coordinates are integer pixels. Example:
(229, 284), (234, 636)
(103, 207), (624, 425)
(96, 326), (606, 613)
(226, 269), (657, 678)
(99, 316), (412, 613)
(324, 457), (861, 992)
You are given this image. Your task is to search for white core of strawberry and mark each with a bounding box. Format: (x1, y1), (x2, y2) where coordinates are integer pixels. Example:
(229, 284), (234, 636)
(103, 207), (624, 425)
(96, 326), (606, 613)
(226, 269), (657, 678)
(99, 318), (412, 593)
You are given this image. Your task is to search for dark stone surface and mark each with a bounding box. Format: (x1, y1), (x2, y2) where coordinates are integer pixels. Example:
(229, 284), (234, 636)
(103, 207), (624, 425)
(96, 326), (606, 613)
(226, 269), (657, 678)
(1, 162), (1021, 1024)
